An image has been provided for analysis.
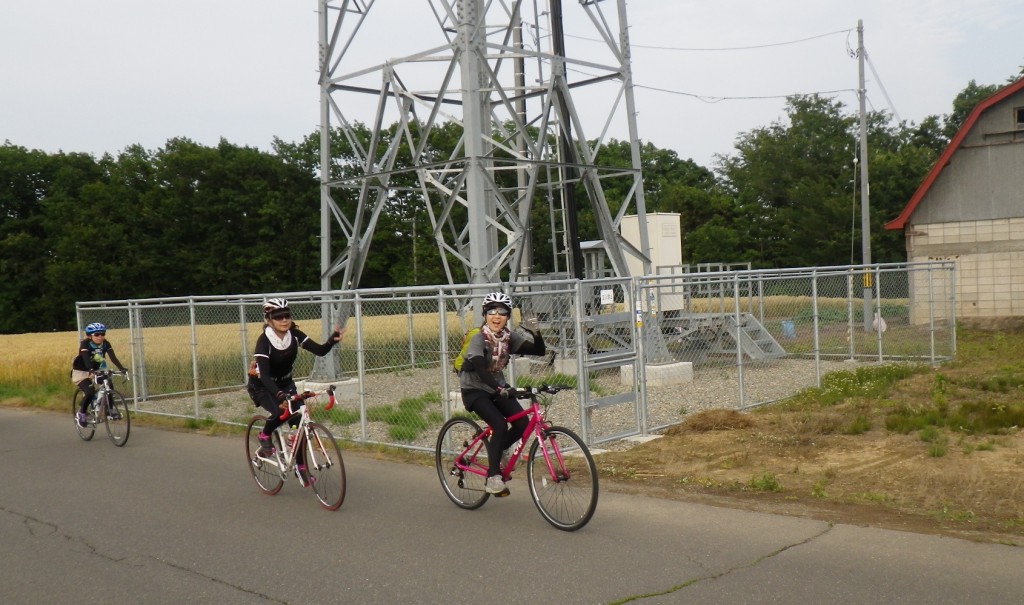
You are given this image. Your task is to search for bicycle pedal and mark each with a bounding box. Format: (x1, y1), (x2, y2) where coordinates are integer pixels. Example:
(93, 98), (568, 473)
(493, 488), (511, 497)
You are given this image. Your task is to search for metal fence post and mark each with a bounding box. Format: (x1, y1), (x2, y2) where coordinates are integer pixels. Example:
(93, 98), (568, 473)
(189, 297), (200, 418)
(238, 301), (250, 384)
(573, 281), (590, 444)
(874, 265), (884, 362)
(812, 269), (821, 386)
(634, 277), (648, 434)
(733, 272), (745, 407)
(439, 291), (451, 420)
(354, 293), (368, 442)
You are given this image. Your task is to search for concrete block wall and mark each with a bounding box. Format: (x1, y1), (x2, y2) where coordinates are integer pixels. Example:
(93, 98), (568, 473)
(908, 218), (1024, 318)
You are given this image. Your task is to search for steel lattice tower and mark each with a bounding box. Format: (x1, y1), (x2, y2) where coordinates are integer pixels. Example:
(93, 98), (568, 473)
(316, 0), (651, 290)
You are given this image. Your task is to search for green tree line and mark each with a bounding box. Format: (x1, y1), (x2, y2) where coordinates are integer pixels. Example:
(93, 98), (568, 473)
(0, 81), (1004, 333)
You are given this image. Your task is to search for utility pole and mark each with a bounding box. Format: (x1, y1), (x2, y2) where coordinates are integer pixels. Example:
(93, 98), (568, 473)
(857, 19), (872, 331)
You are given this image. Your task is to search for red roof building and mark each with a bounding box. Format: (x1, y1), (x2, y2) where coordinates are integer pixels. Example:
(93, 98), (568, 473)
(886, 78), (1024, 318)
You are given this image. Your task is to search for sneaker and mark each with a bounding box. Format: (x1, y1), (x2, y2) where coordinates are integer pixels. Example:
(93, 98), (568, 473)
(257, 433), (275, 457)
(107, 408), (122, 420)
(485, 475), (509, 495)
(76, 412), (88, 427)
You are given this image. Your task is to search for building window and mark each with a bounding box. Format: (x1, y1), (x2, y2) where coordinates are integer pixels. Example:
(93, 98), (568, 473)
(1017, 106), (1024, 130)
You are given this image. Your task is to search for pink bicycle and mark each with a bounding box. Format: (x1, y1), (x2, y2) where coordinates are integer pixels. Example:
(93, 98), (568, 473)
(434, 385), (598, 531)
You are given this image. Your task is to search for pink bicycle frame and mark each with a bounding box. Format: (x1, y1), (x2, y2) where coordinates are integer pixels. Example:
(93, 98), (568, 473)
(455, 399), (565, 483)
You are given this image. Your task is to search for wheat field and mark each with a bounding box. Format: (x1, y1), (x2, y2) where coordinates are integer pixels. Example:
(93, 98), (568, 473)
(0, 311), (476, 388)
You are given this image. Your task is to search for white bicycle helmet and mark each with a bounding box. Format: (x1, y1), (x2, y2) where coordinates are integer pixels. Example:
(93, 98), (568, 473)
(481, 292), (512, 310)
(262, 298), (290, 317)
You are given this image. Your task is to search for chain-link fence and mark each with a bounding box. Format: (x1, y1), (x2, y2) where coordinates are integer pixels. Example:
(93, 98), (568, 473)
(76, 261), (956, 450)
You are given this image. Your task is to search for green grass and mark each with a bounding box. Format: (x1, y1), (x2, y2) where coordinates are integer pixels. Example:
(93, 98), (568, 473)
(844, 415), (872, 435)
(358, 391), (442, 442)
(777, 326), (1024, 458)
(747, 472), (782, 492)
(783, 363), (929, 408)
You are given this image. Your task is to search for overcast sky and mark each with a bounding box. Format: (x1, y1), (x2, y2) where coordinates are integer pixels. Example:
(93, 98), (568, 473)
(2, 0), (1022, 169)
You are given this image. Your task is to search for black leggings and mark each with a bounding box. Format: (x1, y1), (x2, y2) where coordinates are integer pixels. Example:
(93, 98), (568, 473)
(463, 390), (528, 477)
(76, 379), (95, 413)
(247, 378), (297, 437)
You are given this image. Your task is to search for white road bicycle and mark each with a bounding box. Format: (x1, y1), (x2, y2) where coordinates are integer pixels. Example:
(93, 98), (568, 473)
(72, 369), (131, 447)
(245, 386), (347, 511)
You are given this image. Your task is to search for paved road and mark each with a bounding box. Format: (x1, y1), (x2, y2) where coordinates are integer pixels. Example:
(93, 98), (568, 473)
(2, 406), (1021, 604)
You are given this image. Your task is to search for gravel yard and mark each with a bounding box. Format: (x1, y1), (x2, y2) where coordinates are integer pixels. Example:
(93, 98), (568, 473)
(135, 357), (857, 451)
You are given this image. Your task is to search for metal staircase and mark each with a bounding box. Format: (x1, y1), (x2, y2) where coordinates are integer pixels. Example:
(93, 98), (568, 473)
(711, 313), (787, 361)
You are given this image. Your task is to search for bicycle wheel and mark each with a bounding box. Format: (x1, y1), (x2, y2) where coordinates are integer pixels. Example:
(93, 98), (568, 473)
(305, 423), (346, 511)
(435, 417), (489, 510)
(526, 426), (598, 531)
(102, 390), (131, 447)
(72, 390), (95, 441)
(245, 416), (284, 495)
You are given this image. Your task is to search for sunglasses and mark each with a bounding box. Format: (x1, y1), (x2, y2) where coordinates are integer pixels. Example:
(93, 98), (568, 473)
(271, 313), (292, 321)
(91, 332), (106, 337)
(485, 308), (510, 316)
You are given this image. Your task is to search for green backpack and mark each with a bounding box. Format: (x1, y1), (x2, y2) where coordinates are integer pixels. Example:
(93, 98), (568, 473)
(452, 327), (480, 373)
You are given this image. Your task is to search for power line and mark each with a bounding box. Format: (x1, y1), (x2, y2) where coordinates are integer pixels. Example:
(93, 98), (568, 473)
(633, 84), (858, 103)
(558, 24), (868, 104)
(865, 52), (902, 122)
(615, 28), (854, 52)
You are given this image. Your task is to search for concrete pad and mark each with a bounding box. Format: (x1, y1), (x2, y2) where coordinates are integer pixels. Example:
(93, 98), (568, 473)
(623, 434), (663, 444)
(620, 361), (693, 386)
(298, 377), (359, 401)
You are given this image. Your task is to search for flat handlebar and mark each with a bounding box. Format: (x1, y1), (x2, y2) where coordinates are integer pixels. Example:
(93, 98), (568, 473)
(511, 384), (572, 399)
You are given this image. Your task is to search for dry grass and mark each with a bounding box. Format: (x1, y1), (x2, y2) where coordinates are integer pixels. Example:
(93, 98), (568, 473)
(596, 326), (1024, 544)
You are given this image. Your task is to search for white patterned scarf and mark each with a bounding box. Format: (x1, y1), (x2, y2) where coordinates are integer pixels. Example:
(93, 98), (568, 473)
(264, 326), (293, 351)
(481, 324), (511, 372)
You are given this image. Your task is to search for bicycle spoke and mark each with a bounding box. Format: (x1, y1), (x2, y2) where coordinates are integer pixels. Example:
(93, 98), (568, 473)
(245, 416), (284, 495)
(72, 390), (96, 442)
(435, 417), (489, 510)
(527, 427), (598, 531)
(306, 423), (346, 510)
(103, 391), (131, 447)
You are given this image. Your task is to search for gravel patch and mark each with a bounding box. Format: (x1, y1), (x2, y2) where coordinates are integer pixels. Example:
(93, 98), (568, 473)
(136, 357), (860, 452)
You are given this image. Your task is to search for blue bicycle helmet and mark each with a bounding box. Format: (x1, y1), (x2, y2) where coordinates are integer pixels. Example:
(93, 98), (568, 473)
(85, 322), (107, 335)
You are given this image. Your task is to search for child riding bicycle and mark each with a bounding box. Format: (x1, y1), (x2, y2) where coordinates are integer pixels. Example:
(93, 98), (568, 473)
(71, 322), (129, 427)
(457, 292), (545, 495)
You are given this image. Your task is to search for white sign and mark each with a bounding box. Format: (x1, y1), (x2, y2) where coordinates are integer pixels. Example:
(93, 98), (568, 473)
(600, 289), (614, 305)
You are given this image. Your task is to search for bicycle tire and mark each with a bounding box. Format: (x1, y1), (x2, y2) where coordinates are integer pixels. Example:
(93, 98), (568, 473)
(526, 426), (598, 531)
(102, 390), (131, 447)
(305, 423), (346, 511)
(435, 417), (490, 510)
(245, 416), (284, 495)
(72, 390), (96, 441)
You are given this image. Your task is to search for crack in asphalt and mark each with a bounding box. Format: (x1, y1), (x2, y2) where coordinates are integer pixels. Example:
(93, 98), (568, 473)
(4, 506), (283, 603)
(607, 522), (837, 604)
